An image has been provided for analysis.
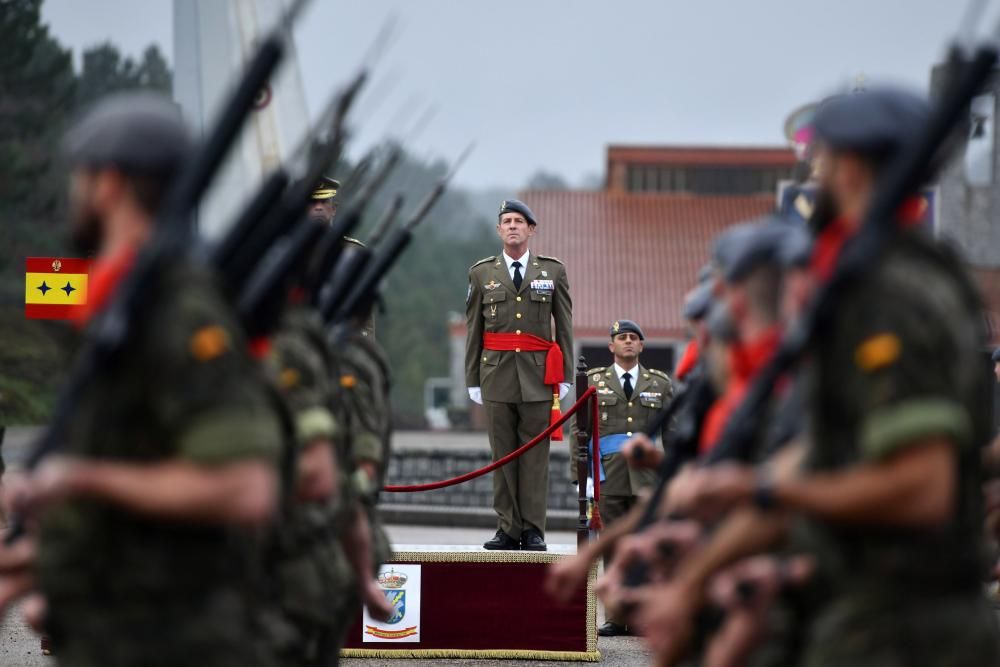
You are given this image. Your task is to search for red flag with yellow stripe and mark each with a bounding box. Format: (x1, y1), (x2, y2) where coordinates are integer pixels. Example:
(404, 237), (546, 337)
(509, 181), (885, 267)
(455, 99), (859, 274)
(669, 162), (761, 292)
(25, 257), (90, 320)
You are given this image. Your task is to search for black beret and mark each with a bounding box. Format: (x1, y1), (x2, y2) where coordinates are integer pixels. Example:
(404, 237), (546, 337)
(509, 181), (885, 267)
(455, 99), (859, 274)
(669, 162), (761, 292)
(713, 219), (787, 283)
(63, 92), (192, 173)
(812, 86), (929, 158)
(992, 347), (1000, 363)
(682, 282), (714, 322)
(610, 319), (644, 340)
(778, 223), (813, 268)
(499, 198), (537, 226)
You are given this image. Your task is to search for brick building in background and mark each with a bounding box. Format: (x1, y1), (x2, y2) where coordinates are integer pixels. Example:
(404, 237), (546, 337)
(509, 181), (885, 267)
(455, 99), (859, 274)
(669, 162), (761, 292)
(519, 145), (796, 374)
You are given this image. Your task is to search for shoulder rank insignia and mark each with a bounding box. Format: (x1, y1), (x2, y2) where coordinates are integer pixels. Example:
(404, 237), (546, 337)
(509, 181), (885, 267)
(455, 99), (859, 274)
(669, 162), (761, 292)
(470, 256), (496, 270)
(189, 325), (230, 362)
(855, 333), (901, 372)
(536, 254), (563, 265)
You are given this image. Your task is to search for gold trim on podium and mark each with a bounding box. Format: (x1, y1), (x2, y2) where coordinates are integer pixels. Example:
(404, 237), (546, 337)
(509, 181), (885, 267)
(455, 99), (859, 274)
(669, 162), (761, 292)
(343, 551), (600, 661)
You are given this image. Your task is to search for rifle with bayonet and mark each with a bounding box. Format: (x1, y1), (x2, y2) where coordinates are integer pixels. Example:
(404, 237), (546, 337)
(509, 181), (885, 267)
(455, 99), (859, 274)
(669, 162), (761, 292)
(213, 68), (367, 300)
(324, 144), (474, 328)
(618, 24), (1000, 600)
(6, 0), (315, 543)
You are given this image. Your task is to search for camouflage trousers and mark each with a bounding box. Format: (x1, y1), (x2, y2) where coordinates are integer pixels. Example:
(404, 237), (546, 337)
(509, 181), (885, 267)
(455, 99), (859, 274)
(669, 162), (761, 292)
(46, 590), (270, 667)
(802, 591), (1000, 667)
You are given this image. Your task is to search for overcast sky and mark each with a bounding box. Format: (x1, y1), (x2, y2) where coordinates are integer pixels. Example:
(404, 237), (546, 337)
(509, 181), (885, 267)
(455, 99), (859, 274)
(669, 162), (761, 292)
(43, 0), (986, 189)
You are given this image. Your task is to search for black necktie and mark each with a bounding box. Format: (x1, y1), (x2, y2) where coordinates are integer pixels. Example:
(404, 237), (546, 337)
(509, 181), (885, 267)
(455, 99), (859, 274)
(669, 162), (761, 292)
(622, 372), (633, 399)
(512, 261), (523, 291)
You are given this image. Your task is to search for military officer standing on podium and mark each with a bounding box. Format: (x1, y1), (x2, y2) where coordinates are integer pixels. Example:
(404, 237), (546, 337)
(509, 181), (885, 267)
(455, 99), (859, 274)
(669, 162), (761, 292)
(573, 319), (672, 636)
(466, 199), (574, 551)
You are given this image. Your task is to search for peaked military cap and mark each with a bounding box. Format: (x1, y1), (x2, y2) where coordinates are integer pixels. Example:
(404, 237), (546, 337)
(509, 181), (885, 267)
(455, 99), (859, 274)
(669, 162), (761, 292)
(610, 319), (645, 340)
(713, 218), (788, 283)
(312, 176), (340, 201)
(63, 92), (191, 173)
(813, 86), (929, 157)
(498, 198), (537, 226)
(992, 347), (1000, 363)
(683, 281), (714, 322)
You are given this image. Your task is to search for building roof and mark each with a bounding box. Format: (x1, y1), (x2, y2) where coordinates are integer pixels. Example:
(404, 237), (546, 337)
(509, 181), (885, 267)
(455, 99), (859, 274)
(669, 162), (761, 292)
(520, 190), (776, 340)
(607, 144), (797, 168)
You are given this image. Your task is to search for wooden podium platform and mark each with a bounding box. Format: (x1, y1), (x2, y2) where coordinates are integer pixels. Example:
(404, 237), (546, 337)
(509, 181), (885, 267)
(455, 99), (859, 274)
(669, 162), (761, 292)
(342, 545), (600, 661)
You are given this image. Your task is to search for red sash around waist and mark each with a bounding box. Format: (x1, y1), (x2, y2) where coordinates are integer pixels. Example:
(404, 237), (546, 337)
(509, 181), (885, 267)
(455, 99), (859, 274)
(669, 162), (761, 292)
(483, 331), (565, 440)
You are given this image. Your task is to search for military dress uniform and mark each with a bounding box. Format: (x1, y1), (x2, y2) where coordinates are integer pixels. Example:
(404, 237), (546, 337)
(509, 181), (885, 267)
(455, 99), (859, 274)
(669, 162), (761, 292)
(465, 200), (574, 550)
(575, 320), (672, 633)
(37, 261), (284, 667)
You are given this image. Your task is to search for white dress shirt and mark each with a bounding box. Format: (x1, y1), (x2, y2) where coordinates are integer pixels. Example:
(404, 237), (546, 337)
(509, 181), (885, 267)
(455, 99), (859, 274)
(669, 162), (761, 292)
(502, 250), (530, 282)
(613, 363), (640, 394)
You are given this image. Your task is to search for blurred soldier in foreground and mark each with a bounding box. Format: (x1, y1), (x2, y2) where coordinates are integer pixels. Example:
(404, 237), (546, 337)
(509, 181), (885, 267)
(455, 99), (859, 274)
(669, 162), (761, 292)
(626, 87), (1000, 666)
(571, 319), (671, 636)
(329, 282), (396, 652)
(2, 93), (285, 665)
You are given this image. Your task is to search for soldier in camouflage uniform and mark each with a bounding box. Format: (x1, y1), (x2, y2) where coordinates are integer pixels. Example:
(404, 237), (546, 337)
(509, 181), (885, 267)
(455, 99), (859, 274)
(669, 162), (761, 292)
(572, 318), (672, 636)
(636, 88), (1000, 667)
(326, 282), (396, 654)
(261, 297), (346, 666)
(20, 93), (284, 666)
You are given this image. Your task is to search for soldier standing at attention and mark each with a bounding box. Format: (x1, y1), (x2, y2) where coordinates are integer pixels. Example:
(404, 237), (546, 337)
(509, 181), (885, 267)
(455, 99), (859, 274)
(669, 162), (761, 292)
(466, 199), (573, 551)
(5, 92), (284, 666)
(575, 319), (671, 636)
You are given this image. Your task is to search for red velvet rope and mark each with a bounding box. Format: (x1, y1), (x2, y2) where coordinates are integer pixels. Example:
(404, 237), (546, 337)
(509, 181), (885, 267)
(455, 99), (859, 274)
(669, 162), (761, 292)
(383, 387), (598, 493)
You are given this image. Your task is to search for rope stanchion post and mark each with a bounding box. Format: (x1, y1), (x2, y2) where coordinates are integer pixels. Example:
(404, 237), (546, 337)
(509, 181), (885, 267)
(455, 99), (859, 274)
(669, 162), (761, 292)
(574, 355), (591, 548)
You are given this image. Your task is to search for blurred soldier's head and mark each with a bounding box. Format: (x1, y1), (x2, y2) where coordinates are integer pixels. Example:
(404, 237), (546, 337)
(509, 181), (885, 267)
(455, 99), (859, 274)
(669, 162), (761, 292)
(712, 221), (785, 341)
(810, 86), (929, 230)
(497, 199), (536, 253)
(309, 176), (340, 224)
(778, 223), (814, 324)
(62, 92), (192, 255)
(608, 320), (645, 366)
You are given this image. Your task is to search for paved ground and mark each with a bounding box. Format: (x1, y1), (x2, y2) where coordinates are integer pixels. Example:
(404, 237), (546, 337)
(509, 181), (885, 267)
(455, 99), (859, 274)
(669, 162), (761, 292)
(0, 524), (647, 666)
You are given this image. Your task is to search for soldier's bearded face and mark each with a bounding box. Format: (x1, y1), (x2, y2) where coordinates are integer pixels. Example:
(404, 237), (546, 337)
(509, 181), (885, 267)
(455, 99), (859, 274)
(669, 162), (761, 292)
(609, 333), (643, 362)
(497, 214), (534, 248)
(68, 170), (102, 255)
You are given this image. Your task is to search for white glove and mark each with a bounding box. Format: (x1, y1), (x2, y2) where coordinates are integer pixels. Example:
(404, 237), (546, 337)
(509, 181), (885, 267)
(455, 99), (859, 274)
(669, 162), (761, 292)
(559, 382), (572, 399)
(585, 477), (595, 500)
(468, 387), (483, 405)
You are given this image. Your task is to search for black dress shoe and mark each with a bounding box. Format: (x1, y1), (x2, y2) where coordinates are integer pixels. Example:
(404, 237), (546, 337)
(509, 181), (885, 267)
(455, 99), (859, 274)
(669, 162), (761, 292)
(598, 622), (631, 637)
(483, 529), (520, 550)
(521, 529), (547, 551)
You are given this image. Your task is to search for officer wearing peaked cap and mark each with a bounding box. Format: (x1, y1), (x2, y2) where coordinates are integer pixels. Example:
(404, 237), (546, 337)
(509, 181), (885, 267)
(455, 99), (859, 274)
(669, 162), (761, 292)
(309, 176), (341, 224)
(573, 319), (672, 636)
(466, 198), (574, 551)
